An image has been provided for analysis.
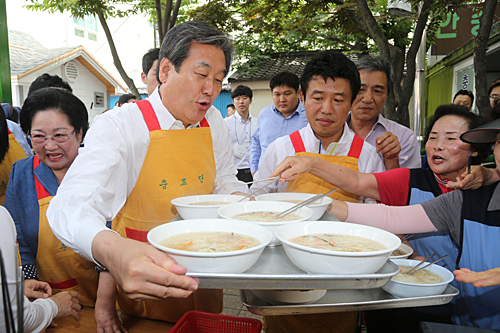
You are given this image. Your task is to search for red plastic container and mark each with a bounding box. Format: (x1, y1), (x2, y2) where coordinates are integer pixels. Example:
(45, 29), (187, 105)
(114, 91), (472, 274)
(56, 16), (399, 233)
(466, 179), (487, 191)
(170, 311), (262, 333)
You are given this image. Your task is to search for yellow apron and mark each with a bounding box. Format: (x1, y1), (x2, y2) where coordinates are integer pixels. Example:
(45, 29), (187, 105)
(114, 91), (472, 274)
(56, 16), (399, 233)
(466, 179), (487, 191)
(264, 130), (364, 333)
(113, 100), (223, 322)
(33, 156), (98, 307)
(285, 130), (362, 203)
(0, 131), (27, 205)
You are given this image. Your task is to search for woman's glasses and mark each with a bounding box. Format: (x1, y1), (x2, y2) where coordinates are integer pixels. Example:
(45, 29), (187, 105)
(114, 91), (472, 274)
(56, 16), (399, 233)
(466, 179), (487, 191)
(29, 129), (76, 144)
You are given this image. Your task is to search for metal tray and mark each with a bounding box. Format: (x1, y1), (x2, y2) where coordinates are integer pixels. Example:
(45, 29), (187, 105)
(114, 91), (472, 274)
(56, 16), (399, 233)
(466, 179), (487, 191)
(187, 245), (399, 290)
(241, 285), (459, 315)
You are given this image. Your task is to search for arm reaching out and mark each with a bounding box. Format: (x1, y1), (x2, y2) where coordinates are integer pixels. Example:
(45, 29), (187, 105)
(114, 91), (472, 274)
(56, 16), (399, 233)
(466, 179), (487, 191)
(376, 131), (401, 171)
(91, 231), (198, 301)
(454, 267), (500, 287)
(327, 200), (437, 235)
(271, 156), (381, 201)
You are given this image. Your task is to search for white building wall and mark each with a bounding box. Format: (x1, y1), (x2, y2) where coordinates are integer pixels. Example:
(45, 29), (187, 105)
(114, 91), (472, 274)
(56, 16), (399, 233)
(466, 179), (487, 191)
(6, 0), (154, 93)
(11, 60), (108, 123)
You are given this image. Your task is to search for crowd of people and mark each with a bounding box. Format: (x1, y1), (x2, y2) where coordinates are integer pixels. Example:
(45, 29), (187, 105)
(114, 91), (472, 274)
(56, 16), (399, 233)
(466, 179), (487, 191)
(1, 20), (500, 333)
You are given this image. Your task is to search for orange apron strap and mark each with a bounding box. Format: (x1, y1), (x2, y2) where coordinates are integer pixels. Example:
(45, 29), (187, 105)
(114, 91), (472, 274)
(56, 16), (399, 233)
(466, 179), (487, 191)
(348, 135), (364, 159)
(136, 100), (161, 131)
(289, 130), (306, 153)
(135, 100), (210, 131)
(48, 278), (79, 290)
(125, 227), (149, 242)
(33, 156), (50, 200)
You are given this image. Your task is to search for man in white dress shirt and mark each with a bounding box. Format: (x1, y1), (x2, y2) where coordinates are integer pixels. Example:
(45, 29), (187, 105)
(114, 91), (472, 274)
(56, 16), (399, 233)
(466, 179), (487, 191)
(347, 55), (421, 170)
(47, 21), (247, 306)
(252, 51), (385, 204)
(225, 85), (257, 183)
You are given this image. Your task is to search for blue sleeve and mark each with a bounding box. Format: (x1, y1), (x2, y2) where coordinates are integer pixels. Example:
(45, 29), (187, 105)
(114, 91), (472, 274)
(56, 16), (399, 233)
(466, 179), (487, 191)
(5, 163), (37, 267)
(250, 125), (261, 173)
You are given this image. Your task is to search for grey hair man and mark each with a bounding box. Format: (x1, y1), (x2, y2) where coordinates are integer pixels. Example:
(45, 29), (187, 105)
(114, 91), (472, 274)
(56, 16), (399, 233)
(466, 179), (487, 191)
(47, 21), (248, 327)
(348, 55), (421, 169)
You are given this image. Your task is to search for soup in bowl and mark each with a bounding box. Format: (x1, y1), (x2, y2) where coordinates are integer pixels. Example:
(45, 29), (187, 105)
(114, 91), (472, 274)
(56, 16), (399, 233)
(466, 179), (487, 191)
(275, 221), (401, 274)
(383, 259), (454, 298)
(217, 201), (314, 246)
(147, 219), (272, 273)
(171, 194), (249, 220)
(256, 192), (333, 221)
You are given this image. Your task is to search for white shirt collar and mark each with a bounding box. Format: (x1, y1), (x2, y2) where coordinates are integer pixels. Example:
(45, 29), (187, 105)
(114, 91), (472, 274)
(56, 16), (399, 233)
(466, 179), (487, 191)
(234, 110), (252, 122)
(148, 87), (202, 130)
(302, 123), (351, 154)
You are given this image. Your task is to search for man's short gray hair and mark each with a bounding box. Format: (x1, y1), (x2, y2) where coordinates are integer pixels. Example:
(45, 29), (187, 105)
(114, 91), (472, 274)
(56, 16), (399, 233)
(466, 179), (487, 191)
(158, 21), (233, 78)
(355, 55), (394, 95)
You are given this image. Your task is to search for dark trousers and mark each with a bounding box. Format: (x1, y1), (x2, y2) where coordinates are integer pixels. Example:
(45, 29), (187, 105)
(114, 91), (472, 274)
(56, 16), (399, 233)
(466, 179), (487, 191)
(237, 168), (253, 185)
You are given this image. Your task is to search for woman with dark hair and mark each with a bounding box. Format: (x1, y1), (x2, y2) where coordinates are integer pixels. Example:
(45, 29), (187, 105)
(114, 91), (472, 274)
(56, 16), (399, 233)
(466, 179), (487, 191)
(271, 104), (495, 331)
(325, 116), (500, 330)
(4, 87), (125, 332)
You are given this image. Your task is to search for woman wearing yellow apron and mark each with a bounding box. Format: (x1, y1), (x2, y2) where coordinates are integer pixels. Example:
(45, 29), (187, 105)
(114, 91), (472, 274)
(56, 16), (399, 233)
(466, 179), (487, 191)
(110, 100), (222, 322)
(0, 128), (28, 205)
(4, 88), (106, 326)
(264, 129), (364, 333)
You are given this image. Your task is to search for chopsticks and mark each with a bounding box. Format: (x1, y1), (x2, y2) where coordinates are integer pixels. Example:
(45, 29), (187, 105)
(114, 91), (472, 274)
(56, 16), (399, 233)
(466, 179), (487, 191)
(406, 255), (449, 276)
(238, 178), (278, 202)
(404, 252), (436, 275)
(244, 176), (279, 185)
(400, 234), (414, 242)
(273, 188), (340, 219)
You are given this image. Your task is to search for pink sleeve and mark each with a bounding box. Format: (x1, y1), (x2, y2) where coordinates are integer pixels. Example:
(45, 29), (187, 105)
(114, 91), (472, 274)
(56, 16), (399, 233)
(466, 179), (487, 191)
(345, 202), (437, 234)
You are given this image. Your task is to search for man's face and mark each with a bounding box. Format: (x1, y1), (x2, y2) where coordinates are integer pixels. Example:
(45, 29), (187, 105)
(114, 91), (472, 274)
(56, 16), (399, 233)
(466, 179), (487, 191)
(227, 106), (235, 117)
(233, 95), (252, 114)
(453, 94), (472, 109)
(303, 76), (352, 144)
(158, 42), (226, 127)
(272, 85), (300, 117)
(142, 59), (159, 96)
(350, 70), (388, 123)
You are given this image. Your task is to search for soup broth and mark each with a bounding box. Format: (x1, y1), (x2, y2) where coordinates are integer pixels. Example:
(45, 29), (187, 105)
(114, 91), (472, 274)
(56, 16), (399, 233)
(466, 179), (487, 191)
(290, 234), (387, 252)
(189, 201), (230, 206)
(233, 211), (302, 222)
(160, 231), (260, 252)
(392, 265), (444, 284)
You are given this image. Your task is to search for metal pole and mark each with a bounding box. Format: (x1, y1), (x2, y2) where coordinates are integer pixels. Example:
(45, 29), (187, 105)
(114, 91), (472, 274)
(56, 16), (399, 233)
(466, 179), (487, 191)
(413, 27), (426, 143)
(0, 0), (12, 104)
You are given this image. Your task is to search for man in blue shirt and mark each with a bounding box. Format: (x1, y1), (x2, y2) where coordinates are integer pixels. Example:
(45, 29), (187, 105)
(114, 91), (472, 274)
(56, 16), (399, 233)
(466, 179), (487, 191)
(250, 72), (308, 174)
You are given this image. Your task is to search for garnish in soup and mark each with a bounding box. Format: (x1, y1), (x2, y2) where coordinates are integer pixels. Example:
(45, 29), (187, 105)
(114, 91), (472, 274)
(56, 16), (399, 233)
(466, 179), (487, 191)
(233, 211), (302, 222)
(391, 249), (406, 256)
(290, 234), (387, 252)
(160, 231), (260, 252)
(392, 265), (444, 284)
(189, 201), (230, 206)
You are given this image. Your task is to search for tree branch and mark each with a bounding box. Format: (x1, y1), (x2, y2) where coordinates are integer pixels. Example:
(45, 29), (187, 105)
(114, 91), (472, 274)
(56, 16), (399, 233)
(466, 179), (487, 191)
(97, 11), (141, 99)
(325, 36), (356, 49)
(168, 0), (182, 31)
(155, 0), (164, 42)
(163, 0), (173, 35)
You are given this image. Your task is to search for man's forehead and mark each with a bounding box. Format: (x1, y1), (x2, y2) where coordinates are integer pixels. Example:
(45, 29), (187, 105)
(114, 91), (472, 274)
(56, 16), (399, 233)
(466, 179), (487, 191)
(360, 70), (386, 81)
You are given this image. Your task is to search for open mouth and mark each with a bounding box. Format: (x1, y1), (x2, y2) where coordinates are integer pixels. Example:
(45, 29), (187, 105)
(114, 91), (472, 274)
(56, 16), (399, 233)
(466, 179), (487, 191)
(431, 155), (445, 163)
(48, 153), (63, 159)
